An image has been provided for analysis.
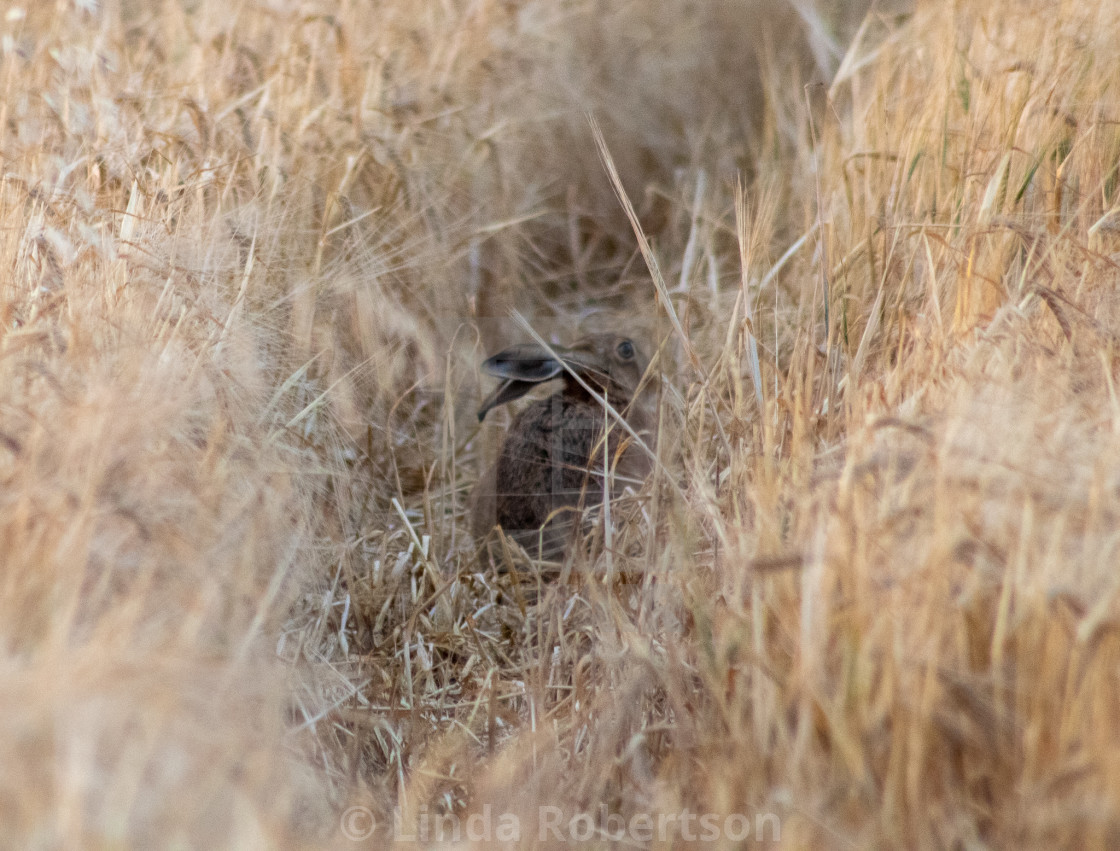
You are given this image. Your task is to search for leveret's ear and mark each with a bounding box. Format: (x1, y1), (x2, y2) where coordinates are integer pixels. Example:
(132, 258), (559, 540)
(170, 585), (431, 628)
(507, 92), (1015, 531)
(480, 343), (564, 382)
(476, 343), (564, 422)
(477, 378), (537, 422)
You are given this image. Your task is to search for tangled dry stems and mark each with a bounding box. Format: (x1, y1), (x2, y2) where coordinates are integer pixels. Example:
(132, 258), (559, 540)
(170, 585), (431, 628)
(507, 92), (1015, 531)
(1, 0), (1119, 847)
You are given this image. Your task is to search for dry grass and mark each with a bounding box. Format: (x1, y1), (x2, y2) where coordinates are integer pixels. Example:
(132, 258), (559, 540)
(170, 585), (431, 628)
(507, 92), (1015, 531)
(3, 0), (1120, 847)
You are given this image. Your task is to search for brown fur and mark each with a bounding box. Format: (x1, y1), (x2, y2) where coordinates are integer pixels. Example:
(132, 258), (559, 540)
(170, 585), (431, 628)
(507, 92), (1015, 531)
(470, 334), (655, 560)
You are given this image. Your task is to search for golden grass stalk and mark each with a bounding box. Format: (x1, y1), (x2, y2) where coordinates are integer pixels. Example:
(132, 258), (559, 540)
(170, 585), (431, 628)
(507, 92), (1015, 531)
(2, 0), (1119, 847)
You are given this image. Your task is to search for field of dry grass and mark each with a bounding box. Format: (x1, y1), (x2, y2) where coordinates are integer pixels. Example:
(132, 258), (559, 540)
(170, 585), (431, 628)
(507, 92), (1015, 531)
(3, 0), (1120, 847)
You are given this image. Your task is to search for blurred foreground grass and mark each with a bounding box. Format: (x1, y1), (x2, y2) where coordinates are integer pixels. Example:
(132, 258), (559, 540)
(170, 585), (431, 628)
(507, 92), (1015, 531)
(2, 0), (1119, 847)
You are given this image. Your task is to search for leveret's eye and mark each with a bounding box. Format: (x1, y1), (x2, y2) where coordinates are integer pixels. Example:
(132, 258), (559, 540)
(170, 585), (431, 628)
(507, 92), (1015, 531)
(616, 340), (635, 360)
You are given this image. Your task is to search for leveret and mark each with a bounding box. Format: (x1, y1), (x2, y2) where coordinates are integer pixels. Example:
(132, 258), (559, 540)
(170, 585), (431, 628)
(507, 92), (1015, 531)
(470, 334), (655, 561)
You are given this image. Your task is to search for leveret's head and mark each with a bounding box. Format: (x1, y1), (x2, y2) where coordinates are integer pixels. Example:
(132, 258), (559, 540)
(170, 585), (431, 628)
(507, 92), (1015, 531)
(476, 334), (652, 422)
